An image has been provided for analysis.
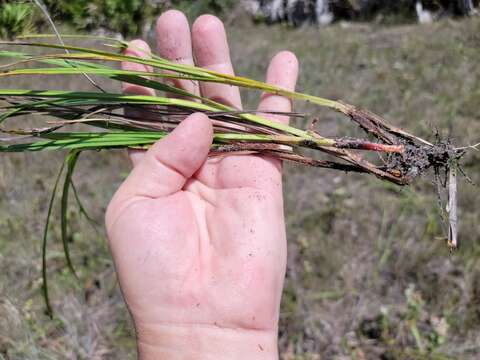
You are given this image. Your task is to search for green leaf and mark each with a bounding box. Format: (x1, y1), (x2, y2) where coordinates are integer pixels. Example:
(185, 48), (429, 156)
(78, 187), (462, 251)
(42, 161), (66, 318)
(60, 150), (81, 278)
(71, 180), (99, 231)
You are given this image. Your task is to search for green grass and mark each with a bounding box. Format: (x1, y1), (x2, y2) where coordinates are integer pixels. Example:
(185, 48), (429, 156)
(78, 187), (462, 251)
(0, 2), (33, 39)
(1, 17), (480, 359)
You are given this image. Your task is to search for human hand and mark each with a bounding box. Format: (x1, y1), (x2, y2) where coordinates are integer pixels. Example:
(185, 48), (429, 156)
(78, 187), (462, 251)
(105, 10), (298, 360)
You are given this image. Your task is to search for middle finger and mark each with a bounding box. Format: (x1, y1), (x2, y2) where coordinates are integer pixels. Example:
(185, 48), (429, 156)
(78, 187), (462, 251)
(192, 15), (242, 109)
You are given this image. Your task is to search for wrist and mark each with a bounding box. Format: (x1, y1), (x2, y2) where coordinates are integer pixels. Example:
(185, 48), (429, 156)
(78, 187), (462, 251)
(136, 323), (278, 360)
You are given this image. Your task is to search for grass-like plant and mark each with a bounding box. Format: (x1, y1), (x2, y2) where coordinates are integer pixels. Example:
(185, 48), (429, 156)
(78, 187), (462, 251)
(0, 2), (33, 39)
(0, 34), (473, 315)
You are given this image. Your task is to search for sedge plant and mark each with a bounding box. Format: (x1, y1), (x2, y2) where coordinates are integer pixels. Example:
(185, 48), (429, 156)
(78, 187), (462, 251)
(0, 35), (470, 316)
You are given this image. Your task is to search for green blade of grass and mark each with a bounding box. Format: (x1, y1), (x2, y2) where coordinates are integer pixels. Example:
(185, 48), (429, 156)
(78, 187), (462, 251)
(60, 150), (80, 278)
(71, 180), (99, 232)
(1, 50), (230, 106)
(0, 130), (334, 153)
(42, 160), (66, 318)
(0, 50), (110, 69)
(0, 89), (218, 109)
(0, 50), (219, 102)
(0, 89), (315, 138)
(0, 66), (211, 81)
(0, 41), (345, 111)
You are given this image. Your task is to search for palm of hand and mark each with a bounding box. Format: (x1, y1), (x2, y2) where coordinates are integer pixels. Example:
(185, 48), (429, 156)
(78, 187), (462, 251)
(108, 155), (286, 331)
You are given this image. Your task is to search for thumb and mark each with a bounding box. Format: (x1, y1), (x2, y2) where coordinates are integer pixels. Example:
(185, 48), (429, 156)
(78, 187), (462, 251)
(115, 113), (213, 201)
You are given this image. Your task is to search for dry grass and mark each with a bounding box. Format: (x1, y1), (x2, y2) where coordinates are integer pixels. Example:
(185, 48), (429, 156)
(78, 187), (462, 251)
(1, 17), (480, 359)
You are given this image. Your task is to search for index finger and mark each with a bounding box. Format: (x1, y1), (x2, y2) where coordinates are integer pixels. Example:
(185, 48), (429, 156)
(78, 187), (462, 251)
(121, 40), (155, 166)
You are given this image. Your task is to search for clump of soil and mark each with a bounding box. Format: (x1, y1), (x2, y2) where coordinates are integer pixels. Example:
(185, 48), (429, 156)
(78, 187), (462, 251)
(388, 141), (462, 181)
(341, 104), (465, 185)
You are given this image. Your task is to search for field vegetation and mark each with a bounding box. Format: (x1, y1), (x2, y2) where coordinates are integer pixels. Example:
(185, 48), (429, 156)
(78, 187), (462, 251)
(0, 6), (479, 360)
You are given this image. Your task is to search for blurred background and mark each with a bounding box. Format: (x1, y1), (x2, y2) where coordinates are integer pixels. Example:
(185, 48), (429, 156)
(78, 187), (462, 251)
(0, 1), (479, 359)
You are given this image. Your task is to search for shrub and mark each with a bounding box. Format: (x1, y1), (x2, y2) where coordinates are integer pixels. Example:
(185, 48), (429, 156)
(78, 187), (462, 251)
(20, 0), (237, 37)
(0, 1), (33, 39)
(42, 0), (158, 37)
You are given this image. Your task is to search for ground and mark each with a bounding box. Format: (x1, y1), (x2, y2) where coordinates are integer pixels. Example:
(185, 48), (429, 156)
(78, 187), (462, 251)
(0, 17), (479, 360)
